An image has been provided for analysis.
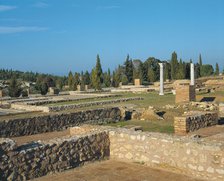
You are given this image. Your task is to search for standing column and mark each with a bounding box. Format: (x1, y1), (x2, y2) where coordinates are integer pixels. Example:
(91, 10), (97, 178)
(190, 63), (195, 86)
(159, 63), (164, 95)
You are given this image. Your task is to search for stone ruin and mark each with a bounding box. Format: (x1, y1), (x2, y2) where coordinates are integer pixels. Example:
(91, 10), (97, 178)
(77, 85), (85, 91)
(0, 90), (4, 98)
(175, 63), (196, 103)
(175, 82), (196, 103)
(134, 79), (141, 86)
(48, 87), (60, 95)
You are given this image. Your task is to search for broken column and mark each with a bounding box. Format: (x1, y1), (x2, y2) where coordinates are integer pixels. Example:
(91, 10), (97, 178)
(190, 63), (195, 86)
(159, 63), (164, 95)
(175, 63), (196, 103)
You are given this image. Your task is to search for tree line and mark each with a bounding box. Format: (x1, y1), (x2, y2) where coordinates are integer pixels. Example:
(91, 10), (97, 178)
(0, 51), (222, 96)
(67, 52), (221, 90)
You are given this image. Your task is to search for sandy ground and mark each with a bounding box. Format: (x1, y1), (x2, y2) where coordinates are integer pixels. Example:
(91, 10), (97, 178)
(12, 130), (70, 146)
(188, 125), (224, 139)
(35, 160), (203, 181)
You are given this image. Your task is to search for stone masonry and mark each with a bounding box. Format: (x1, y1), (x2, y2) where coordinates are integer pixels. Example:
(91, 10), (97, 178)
(0, 107), (122, 137)
(0, 130), (110, 180)
(134, 79), (141, 86)
(1, 125), (224, 180)
(109, 128), (224, 181)
(175, 84), (196, 104)
(174, 111), (218, 135)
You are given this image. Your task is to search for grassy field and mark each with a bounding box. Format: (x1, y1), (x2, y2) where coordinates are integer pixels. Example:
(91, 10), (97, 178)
(107, 90), (224, 134)
(1, 90), (223, 133)
(108, 119), (174, 134)
(196, 90), (224, 103)
(46, 96), (122, 106)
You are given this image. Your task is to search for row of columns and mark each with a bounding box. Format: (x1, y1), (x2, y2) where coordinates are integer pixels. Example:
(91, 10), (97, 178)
(159, 63), (195, 95)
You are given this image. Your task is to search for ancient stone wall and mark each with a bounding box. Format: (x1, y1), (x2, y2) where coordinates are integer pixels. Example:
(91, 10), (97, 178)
(0, 107), (122, 137)
(11, 103), (50, 112)
(17, 94), (120, 106)
(174, 111), (218, 135)
(0, 131), (109, 180)
(109, 128), (224, 181)
(48, 97), (143, 112)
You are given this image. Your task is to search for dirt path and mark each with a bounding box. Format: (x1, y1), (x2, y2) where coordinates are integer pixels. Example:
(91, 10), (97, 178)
(35, 160), (203, 181)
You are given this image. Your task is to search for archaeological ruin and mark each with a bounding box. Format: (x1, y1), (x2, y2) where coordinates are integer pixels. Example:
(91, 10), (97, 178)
(1, 73), (224, 181)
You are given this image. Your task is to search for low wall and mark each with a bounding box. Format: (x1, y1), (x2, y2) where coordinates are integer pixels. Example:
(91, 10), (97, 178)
(0, 131), (109, 180)
(174, 111), (218, 135)
(109, 128), (224, 181)
(11, 103), (49, 112)
(26, 94), (120, 106)
(48, 97), (143, 112)
(0, 107), (122, 137)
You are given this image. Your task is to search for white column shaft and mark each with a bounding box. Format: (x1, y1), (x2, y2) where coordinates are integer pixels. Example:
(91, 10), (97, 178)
(190, 63), (195, 86)
(159, 63), (164, 95)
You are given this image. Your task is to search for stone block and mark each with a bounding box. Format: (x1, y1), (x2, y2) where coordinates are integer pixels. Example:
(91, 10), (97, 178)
(77, 85), (85, 91)
(134, 79), (141, 86)
(48, 87), (59, 95)
(175, 84), (196, 104)
(85, 85), (89, 91)
(0, 90), (5, 97)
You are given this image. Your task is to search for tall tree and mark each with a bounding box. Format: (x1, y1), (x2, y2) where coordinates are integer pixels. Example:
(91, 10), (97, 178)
(132, 59), (144, 82)
(74, 72), (80, 90)
(164, 62), (171, 80)
(124, 55), (134, 83)
(95, 54), (103, 84)
(68, 71), (74, 90)
(147, 68), (156, 82)
(215, 63), (220, 75)
(91, 55), (103, 90)
(170, 52), (178, 80)
(83, 71), (90, 85)
(104, 69), (111, 87)
(176, 59), (185, 79)
(195, 63), (201, 78)
(8, 76), (21, 97)
(40, 82), (48, 95)
(200, 64), (214, 77)
(199, 54), (202, 66)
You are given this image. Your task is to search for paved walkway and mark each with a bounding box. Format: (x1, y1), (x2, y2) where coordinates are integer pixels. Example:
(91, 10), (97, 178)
(35, 160), (203, 181)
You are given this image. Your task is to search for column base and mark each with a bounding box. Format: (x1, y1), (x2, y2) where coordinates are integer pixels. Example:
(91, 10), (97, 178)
(159, 93), (164, 96)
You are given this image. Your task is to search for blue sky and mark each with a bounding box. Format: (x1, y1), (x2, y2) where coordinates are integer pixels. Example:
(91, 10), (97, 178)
(0, 0), (223, 75)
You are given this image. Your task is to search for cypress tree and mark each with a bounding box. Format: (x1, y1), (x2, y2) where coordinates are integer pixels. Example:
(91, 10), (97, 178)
(147, 68), (156, 82)
(215, 63), (220, 75)
(8, 75), (21, 97)
(164, 62), (171, 80)
(195, 63), (201, 78)
(91, 55), (103, 90)
(83, 71), (90, 85)
(124, 55), (133, 83)
(170, 51), (178, 80)
(74, 72), (80, 90)
(104, 69), (111, 87)
(68, 71), (74, 90)
(199, 54), (202, 66)
(96, 54), (103, 84)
